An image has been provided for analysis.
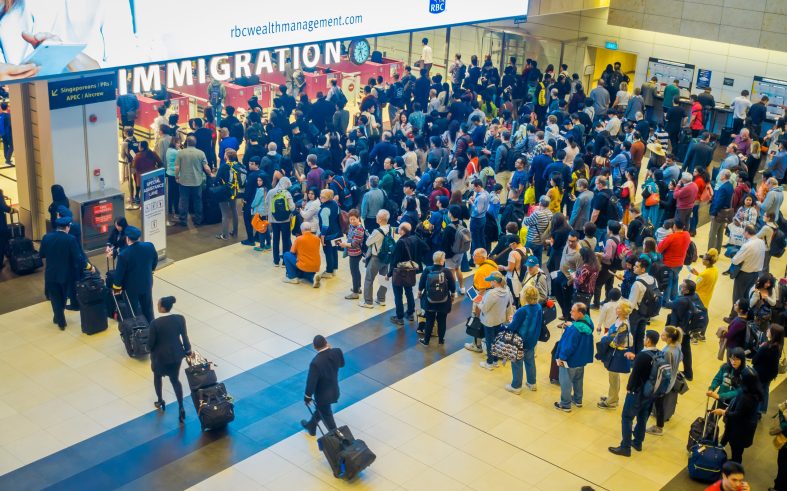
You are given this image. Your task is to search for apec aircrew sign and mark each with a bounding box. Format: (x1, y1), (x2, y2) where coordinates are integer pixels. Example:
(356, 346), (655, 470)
(48, 74), (117, 110)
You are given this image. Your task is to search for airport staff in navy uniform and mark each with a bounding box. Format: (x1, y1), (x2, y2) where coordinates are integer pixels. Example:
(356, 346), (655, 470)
(112, 226), (158, 323)
(301, 335), (345, 435)
(56, 206), (86, 310)
(39, 217), (92, 330)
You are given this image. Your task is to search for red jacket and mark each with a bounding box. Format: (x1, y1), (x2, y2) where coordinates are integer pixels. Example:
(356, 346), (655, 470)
(657, 230), (691, 267)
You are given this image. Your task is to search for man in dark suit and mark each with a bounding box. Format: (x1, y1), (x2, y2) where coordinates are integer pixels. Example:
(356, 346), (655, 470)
(112, 226), (158, 323)
(301, 335), (345, 435)
(56, 206), (85, 310)
(39, 217), (90, 329)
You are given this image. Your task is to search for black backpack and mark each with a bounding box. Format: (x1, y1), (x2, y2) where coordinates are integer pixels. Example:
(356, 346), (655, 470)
(609, 236), (623, 271)
(606, 191), (622, 222)
(649, 260), (671, 292)
(335, 89), (348, 109)
(769, 225), (786, 258)
(426, 269), (450, 303)
(684, 241), (699, 265)
(636, 278), (662, 318)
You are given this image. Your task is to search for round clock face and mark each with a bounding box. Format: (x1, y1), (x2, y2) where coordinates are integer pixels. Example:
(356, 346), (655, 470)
(349, 40), (370, 65)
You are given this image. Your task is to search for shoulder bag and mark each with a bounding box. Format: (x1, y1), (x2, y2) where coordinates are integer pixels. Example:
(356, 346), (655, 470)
(392, 240), (418, 287)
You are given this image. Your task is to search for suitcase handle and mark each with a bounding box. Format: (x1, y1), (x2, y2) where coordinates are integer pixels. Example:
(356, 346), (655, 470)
(306, 401), (332, 438)
(702, 396), (721, 444)
(111, 291), (137, 321)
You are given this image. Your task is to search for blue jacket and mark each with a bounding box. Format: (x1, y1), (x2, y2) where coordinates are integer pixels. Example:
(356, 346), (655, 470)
(508, 304), (543, 350)
(710, 181), (733, 216)
(557, 315), (595, 368)
(319, 199), (341, 240)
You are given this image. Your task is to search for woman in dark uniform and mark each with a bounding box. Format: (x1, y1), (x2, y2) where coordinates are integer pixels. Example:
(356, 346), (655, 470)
(147, 296), (191, 423)
(105, 217), (129, 259)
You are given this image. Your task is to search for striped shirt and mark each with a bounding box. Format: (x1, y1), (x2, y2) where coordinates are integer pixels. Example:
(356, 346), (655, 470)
(346, 224), (366, 257)
(524, 208), (553, 245)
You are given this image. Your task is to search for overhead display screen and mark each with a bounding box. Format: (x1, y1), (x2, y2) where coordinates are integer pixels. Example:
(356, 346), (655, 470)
(0, 0), (527, 83)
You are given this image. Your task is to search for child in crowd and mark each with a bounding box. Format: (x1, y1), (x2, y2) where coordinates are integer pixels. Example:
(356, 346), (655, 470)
(597, 288), (622, 334)
(250, 175), (270, 251)
(616, 255), (638, 299)
(655, 218), (674, 244)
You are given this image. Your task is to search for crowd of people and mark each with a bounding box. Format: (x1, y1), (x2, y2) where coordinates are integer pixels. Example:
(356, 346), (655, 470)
(38, 53), (787, 489)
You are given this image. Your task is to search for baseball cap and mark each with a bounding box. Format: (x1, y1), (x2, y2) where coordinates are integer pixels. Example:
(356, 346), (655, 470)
(525, 256), (539, 267)
(484, 271), (505, 283)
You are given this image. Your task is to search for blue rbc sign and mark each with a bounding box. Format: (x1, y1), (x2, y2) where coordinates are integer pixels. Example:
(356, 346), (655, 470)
(429, 0), (446, 14)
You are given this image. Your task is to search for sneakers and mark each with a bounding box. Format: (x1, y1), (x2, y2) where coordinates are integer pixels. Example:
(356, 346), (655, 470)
(691, 336), (699, 345)
(698, 334), (706, 342)
(464, 342), (482, 353)
(313, 275), (321, 288)
(282, 277), (300, 284)
(553, 402), (571, 413)
(597, 400), (618, 409)
(215, 234), (228, 240)
(253, 246), (265, 251)
(479, 361), (496, 370)
(321, 272), (334, 279)
(418, 338), (429, 346)
(573, 402), (583, 408)
(505, 384), (522, 395)
(344, 292), (360, 300)
(240, 239), (255, 246)
(390, 316), (404, 326)
(526, 383), (537, 391)
(375, 299), (386, 307)
(358, 302), (374, 309)
(407, 313), (415, 321)
(646, 425), (663, 436)
(458, 287), (466, 295)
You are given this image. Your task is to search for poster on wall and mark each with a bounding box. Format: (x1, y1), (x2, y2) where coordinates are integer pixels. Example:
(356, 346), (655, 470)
(751, 76), (787, 120)
(696, 69), (712, 89)
(0, 0), (527, 83)
(140, 169), (167, 258)
(646, 58), (695, 91)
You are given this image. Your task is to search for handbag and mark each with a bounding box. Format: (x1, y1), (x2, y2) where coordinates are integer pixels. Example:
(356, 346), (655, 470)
(542, 298), (558, 325)
(644, 193), (660, 207)
(573, 291), (593, 308)
(491, 329), (525, 362)
(716, 326), (728, 361)
(595, 336), (613, 363)
(728, 263), (741, 279)
(523, 185), (536, 205)
(539, 323), (550, 342)
(465, 316), (484, 338)
(251, 213), (269, 233)
(699, 184), (713, 203)
(716, 207), (735, 224)
(391, 241), (418, 287)
(674, 371), (690, 395)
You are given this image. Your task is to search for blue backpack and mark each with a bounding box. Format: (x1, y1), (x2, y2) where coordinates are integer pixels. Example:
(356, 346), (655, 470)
(641, 350), (672, 399)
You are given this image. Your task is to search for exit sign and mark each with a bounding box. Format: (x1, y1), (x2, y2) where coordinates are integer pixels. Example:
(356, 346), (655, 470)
(605, 41), (619, 50)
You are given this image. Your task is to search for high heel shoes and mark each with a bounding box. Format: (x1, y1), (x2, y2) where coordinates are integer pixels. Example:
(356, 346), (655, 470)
(178, 408), (186, 424)
(154, 400), (166, 411)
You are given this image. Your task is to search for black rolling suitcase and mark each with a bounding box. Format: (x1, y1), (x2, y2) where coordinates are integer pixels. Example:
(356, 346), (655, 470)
(186, 353), (234, 431)
(7, 211), (24, 239)
(112, 292), (150, 358)
(309, 404), (376, 481)
(79, 300), (108, 335)
(7, 237), (42, 275)
(104, 257), (120, 319)
(719, 127), (733, 146)
(76, 268), (105, 305)
(202, 188), (222, 225)
(687, 396), (719, 451)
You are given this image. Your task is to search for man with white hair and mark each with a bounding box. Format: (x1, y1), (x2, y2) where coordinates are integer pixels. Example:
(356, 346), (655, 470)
(386, 222), (427, 326)
(673, 171), (698, 227)
(360, 210), (392, 309)
(261, 142), (281, 175)
(283, 222), (323, 288)
(707, 169), (734, 252)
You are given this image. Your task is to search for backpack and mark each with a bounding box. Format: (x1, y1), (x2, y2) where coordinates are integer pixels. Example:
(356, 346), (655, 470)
(606, 191), (623, 222)
(684, 241), (699, 265)
(271, 190), (291, 221)
(416, 194), (430, 221)
(457, 63), (467, 80)
(376, 227), (396, 264)
(769, 225), (786, 258)
(228, 165), (243, 200)
(636, 278), (662, 318)
(641, 350), (672, 399)
(339, 210), (350, 235)
(687, 297), (709, 335)
(484, 174), (497, 193)
(333, 176), (353, 210)
(608, 236), (623, 271)
(125, 137), (139, 159)
(208, 83), (222, 106)
(649, 261), (671, 292)
(452, 222), (472, 254)
(335, 89), (348, 109)
(744, 322), (765, 357)
(393, 82), (404, 102)
(426, 269), (450, 303)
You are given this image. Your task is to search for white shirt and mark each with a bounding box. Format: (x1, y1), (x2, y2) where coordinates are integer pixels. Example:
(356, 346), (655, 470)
(732, 237), (766, 273)
(628, 273), (655, 310)
(422, 45), (433, 64)
(597, 300), (619, 332)
(731, 96), (752, 120)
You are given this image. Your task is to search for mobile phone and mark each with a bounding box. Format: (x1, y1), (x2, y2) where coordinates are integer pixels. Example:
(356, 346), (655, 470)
(331, 238), (342, 246)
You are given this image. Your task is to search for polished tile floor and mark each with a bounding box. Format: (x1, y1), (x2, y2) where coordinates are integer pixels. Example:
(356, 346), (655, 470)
(0, 198), (785, 490)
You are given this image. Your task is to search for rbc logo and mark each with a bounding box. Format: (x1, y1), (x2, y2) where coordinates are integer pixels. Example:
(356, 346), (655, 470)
(429, 0), (446, 14)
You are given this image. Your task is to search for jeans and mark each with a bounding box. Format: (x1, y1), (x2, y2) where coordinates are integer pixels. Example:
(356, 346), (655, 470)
(349, 255), (362, 293)
(178, 184), (203, 225)
(594, 264), (614, 306)
(675, 208), (691, 229)
(558, 366), (584, 408)
(423, 310), (447, 343)
(242, 202), (254, 241)
(707, 217), (725, 252)
(470, 216), (486, 256)
(256, 230), (271, 247)
(552, 272), (572, 318)
(483, 324), (500, 364)
(363, 256), (388, 305)
(665, 266), (682, 302)
(689, 203), (700, 234)
(620, 392), (653, 450)
(511, 348), (537, 388)
(271, 222), (292, 265)
(2, 135), (13, 163)
(283, 251), (315, 282)
(166, 174), (179, 215)
(527, 242), (544, 265)
(323, 243), (338, 274)
(392, 284), (415, 320)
